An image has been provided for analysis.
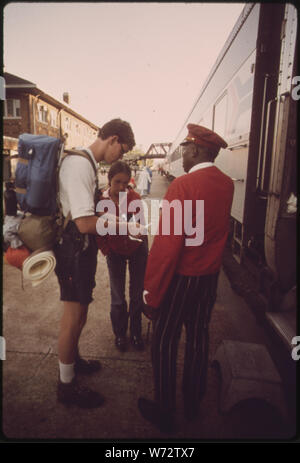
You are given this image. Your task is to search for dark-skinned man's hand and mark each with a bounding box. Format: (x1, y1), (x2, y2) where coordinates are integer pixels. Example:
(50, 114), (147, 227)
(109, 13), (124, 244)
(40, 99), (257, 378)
(142, 304), (159, 321)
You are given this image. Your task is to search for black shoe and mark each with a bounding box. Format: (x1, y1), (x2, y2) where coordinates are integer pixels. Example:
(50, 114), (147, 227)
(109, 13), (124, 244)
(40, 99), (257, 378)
(138, 397), (176, 433)
(57, 378), (105, 409)
(131, 335), (145, 351)
(115, 336), (127, 352)
(74, 357), (102, 375)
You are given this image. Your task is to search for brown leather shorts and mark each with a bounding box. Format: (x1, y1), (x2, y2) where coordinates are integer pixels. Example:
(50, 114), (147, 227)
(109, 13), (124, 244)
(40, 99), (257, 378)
(54, 222), (98, 306)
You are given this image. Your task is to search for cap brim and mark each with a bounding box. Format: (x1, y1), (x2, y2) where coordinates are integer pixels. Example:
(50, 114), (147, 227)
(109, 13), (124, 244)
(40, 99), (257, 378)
(180, 139), (193, 146)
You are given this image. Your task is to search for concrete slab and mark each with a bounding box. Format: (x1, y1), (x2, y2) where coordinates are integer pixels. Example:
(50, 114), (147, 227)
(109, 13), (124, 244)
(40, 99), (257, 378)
(213, 340), (288, 421)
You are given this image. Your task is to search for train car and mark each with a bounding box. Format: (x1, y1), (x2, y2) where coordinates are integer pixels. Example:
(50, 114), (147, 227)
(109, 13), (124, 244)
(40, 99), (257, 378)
(166, 3), (298, 349)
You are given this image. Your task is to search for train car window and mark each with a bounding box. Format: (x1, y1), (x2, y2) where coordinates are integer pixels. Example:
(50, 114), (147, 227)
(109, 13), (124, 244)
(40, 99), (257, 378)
(198, 108), (213, 129)
(213, 92), (228, 138)
(171, 147), (181, 162)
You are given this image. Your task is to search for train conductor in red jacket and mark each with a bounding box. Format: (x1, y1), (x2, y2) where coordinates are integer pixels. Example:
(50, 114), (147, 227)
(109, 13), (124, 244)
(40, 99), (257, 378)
(138, 123), (234, 433)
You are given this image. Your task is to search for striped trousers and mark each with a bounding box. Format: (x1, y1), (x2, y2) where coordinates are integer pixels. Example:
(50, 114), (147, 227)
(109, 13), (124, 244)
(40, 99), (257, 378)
(151, 272), (219, 414)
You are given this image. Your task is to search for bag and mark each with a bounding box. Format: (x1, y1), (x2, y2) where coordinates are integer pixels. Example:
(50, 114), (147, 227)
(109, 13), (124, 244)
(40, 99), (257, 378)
(14, 133), (98, 248)
(4, 245), (31, 270)
(15, 134), (62, 216)
(18, 214), (58, 251)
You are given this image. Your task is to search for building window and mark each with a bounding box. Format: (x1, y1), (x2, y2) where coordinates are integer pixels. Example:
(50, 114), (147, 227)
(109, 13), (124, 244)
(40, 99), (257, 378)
(64, 116), (71, 131)
(4, 99), (21, 118)
(50, 110), (58, 128)
(38, 104), (48, 123)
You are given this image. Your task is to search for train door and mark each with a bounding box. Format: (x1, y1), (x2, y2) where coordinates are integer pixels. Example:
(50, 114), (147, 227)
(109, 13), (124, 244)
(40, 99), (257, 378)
(263, 4), (297, 346)
(243, 4), (297, 345)
(242, 3), (286, 275)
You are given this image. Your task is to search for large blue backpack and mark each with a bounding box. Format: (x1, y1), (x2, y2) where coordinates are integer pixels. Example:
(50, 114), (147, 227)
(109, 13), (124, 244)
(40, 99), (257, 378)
(15, 133), (98, 217)
(14, 133), (98, 251)
(15, 134), (62, 216)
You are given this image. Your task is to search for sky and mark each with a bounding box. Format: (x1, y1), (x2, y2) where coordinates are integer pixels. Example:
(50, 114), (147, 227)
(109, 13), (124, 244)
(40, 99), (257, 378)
(3, 2), (245, 152)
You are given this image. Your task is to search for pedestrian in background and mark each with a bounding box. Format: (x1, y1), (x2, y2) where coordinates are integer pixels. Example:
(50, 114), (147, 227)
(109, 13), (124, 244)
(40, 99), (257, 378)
(3, 182), (24, 251)
(146, 165), (152, 194)
(138, 124), (234, 432)
(3, 182), (30, 268)
(128, 175), (136, 190)
(96, 161), (148, 352)
(137, 166), (151, 197)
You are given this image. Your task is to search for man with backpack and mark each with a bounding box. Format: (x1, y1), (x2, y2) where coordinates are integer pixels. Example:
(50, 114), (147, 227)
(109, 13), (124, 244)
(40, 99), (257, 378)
(55, 118), (135, 408)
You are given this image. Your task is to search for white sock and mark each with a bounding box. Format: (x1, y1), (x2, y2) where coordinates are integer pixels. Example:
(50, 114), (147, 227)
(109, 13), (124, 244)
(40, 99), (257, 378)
(59, 361), (75, 384)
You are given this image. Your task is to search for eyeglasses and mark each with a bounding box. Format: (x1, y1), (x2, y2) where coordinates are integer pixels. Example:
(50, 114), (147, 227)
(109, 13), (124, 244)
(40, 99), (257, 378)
(119, 142), (128, 156)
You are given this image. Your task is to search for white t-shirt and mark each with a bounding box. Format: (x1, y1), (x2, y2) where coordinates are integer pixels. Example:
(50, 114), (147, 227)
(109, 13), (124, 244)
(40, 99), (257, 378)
(59, 148), (98, 220)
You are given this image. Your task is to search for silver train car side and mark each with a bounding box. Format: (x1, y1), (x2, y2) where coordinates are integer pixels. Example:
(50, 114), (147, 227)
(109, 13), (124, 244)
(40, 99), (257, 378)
(164, 3), (298, 348)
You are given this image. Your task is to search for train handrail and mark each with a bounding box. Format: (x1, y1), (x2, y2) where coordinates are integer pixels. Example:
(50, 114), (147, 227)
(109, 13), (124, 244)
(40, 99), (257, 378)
(227, 143), (248, 151)
(268, 92), (291, 198)
(256, 73), (270, 189)
(256, 90), (291, 193)
(260, 96), (277, 191)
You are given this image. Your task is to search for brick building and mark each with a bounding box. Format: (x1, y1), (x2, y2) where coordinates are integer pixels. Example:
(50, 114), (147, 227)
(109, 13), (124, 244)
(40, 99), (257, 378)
(3, 72), (99, 180)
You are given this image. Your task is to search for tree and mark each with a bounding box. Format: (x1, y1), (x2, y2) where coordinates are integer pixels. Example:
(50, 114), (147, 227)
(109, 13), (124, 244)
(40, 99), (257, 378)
(123, 146), (145, 167)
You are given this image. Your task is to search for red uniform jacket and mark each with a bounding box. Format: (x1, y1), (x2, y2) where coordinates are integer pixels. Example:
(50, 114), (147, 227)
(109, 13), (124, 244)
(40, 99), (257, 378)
(144, 165), (234, 308)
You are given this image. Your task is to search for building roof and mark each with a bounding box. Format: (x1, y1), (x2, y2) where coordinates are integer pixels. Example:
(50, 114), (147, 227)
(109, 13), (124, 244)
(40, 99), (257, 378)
(4, 72), (37, 88)
(4, 72), (99, 130)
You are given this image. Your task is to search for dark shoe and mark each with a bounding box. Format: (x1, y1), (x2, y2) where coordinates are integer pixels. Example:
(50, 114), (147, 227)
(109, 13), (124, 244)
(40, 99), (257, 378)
(74, 357), (102, 375)
(131, 335), (145, 351)
(138, 397), (176, 433)
(115, 336), (127, 352)
(57, 378), (105, 409)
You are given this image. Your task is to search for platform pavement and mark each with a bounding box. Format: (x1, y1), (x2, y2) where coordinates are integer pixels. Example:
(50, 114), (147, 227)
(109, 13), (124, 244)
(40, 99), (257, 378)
(1, 172), (296, 442)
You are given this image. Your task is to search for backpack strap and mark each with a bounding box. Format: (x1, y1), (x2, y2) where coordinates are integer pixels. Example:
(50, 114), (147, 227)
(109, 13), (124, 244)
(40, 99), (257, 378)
(62, 148), (99, 199)
(61, 149), (98, 182)
(56, 149), (99, 238)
